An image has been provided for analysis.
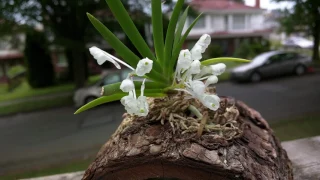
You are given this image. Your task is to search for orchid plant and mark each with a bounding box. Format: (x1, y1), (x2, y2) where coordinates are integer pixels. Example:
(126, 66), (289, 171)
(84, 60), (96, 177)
(74, 0), (249, 117)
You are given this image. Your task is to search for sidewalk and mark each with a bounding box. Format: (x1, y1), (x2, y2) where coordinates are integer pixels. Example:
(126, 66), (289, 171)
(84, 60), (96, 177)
(23, 136), (320, 180)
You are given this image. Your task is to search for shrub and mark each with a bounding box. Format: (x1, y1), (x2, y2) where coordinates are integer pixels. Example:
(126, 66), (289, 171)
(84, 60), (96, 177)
(234, 39), (270, 59)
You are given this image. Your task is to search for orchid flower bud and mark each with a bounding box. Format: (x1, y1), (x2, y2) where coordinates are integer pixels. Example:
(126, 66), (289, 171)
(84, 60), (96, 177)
(136, 58), (153, 76)
(190, 60), (201, 74)
(120, 79), (135, 92)
(211, 63), (226, 76)
(205, 75), (218, 87)
(200, 94), (220, 111)
(89, 46), (121, 68)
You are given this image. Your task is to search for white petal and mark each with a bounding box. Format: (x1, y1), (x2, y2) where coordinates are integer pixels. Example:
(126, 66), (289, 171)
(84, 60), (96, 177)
(190, 60), (201, 74)
(211, 63), (226, 76)
(190, 44), (202, 61)
(197, 34), (211, 52)
(205, 75), (218, 87)
(120, 79), (135, 92)
(120, 94), (138, 114)
(201, 94), (220, 111)
(136, 58), (153, 76)
(190, 80), (205, 97)
(89, 46), (121, 69)
(177, 49), (192, 71)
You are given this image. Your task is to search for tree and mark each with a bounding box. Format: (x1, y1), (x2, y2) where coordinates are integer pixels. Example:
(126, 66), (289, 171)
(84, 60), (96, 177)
(24, 31), (54, 88)
(276, 0), (320, 61)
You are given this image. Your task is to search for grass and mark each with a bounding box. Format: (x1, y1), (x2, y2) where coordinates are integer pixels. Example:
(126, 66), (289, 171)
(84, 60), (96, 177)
(271, 115), (320, 141)
(0, 81), (74, 102)
(1, 114), (319, 179)
(1, 158), (93, 180)
(0, 95), (73, 116)
(0, 75), (101, 103)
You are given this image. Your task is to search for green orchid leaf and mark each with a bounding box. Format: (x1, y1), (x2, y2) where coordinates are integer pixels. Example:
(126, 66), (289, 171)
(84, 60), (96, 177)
(74, 94), (125, 114)
(163, 0), (185, 76)
(105, 0), (156, 61)
(152, 0), (165, 63)
(87, 13), (139, 68)
(87, 13), (166, 83)
(173, 6), (189, 53)
(102, 81), (168, 96)
(201, 57), (251, 66)
(169, 13), (202, 77)
(74, 91), (166, 114)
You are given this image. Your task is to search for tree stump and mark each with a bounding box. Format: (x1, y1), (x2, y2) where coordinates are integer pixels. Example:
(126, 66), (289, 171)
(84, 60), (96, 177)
(82, 94), (293, 180)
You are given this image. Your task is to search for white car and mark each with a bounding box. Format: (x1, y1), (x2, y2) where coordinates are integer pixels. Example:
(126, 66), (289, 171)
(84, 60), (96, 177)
(73, 69), (132, 107)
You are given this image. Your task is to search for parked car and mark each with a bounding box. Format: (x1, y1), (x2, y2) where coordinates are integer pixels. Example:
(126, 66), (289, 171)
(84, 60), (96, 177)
(73, 69), (134, 107)
(231, 51), (312, 83)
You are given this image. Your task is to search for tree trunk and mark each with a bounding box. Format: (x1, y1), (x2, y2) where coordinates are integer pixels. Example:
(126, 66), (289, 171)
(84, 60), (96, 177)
(82, 95), (293, 180)
(312, 20), (320, 62)
(72, 47), (87, 89)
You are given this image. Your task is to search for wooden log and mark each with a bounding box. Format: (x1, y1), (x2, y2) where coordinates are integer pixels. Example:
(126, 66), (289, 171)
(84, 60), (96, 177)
(82, 95), (293, 180)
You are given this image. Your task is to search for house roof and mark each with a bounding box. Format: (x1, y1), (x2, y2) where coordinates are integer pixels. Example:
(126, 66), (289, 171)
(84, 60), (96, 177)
(0, 50), (23, 61)
(190, 0), (262, 11)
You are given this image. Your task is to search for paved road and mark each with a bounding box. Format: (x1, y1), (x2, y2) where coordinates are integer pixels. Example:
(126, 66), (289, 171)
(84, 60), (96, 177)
(1, 74), (320, 175)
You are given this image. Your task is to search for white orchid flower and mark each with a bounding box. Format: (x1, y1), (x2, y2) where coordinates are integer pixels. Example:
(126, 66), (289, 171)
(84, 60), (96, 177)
(190, 44), (203, 61)
(196, 34), (211, 52)
(188, 80), (205, 97)
(200, 94), (220, 111)
(120, 79), (148, 116)
(120, 78), (135, 92)
(205, 75), (218, 87)
(189, 60), (201, 74)
(136, 96), (148, 116)
(121, 91), (139, 114)
(89, 46), (134, 70)
(211, 63), (226, 76)
(136, 58), (153, 76)
(177, 49), (192, 71)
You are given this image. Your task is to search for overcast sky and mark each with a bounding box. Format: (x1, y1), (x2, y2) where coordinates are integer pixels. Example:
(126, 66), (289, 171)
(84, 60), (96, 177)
(245, 0), (294, 10)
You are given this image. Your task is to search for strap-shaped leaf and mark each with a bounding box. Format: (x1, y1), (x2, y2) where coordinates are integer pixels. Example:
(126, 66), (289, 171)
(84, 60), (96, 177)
(87, 13), (166, 83)
(102, 81), (168, 96)
(74, 94), (125, 114)
(74, 91), (166, 114)
(163, 0), (185, 76)
(169, 13), (202, 78)
(173, 6), (189, 52)
(152, 0), (165, 62)
(201, 57), (250, 66)
(105, 0), (156, 61)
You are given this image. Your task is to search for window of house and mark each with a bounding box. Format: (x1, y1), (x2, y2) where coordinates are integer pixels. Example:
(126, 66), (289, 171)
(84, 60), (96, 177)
(189, 16), (205, 29)
(232, 15), (245, 30)
(224, 15), (229, 31)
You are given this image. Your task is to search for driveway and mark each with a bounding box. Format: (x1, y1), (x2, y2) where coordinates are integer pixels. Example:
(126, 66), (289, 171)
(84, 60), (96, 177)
(1, 74), (320, 174)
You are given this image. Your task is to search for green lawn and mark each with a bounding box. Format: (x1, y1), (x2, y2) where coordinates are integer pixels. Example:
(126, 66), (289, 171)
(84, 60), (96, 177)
(271, 115), (320, 141)
(0, 81), (74, 102)
(0, 75), (101, 102)
(0, 75), (101, 116)
(0, 95), (73, 116)
(1, 158), (93, 180)
(4, 115), (319, 180)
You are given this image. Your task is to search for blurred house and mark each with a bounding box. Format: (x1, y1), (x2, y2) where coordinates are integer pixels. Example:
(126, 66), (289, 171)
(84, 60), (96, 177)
(185, 0), (271, 55)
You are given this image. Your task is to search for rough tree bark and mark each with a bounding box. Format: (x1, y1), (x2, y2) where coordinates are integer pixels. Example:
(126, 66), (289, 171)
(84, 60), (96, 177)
(82, 94), (293, 180)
